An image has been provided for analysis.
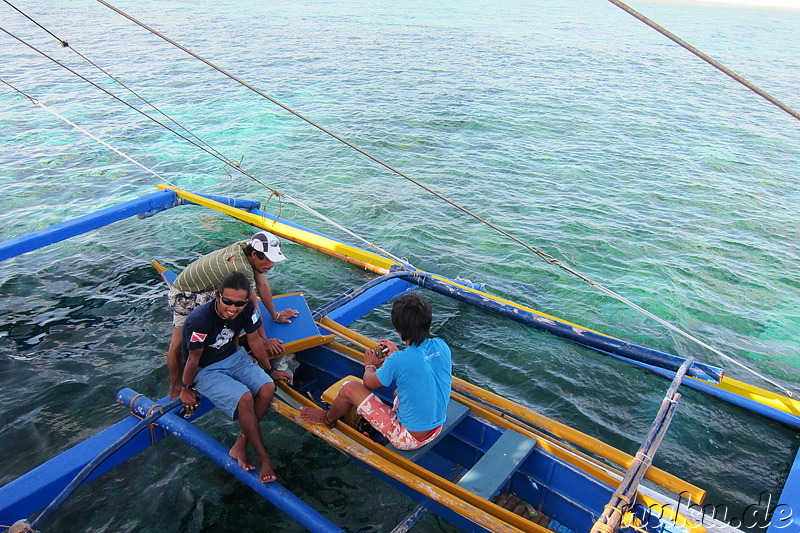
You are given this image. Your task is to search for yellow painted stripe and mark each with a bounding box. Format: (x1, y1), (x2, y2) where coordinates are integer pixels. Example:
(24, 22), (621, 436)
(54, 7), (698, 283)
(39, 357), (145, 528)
(158, 184), (397, 274)
(273, 383), (543, 532)
(159, 184), (619, 339)
(638, 493), (705, 533)
(696, 375), (800, 416)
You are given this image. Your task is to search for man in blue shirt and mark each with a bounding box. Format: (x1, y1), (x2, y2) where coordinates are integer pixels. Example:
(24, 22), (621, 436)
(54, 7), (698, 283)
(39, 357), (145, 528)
(179, 271), (291, 483)
(301, 293), (452, 450)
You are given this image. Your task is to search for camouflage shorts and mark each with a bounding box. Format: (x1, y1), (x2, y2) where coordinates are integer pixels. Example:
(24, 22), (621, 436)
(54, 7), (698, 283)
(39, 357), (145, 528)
(168, 288), (214, 328)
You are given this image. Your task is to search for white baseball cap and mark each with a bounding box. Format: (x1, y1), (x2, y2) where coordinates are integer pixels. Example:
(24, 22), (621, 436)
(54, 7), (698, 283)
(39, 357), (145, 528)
(250, 231), (286, 262)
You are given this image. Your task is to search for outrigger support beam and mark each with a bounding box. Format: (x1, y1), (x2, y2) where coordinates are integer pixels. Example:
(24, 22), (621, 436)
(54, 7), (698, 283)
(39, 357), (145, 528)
(591, 358), (693, 533)
(0, 190), (260, 263)
(315, 268), (724, 383)
(117, 389), (344, 533)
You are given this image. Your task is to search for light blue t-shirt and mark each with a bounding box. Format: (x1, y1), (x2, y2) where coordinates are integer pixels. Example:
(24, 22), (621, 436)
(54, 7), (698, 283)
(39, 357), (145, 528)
(375, 337), (452, 431)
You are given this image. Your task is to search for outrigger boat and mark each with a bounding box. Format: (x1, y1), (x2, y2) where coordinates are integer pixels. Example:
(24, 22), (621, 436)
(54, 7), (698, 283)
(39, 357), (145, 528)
(1, 185), (798, 533)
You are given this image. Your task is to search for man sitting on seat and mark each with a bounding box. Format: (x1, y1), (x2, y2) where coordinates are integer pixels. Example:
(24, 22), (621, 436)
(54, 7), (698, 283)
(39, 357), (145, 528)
(179, 271), (291, 482)
(301, 293), (452, 451)
(166, 230), (298, 399)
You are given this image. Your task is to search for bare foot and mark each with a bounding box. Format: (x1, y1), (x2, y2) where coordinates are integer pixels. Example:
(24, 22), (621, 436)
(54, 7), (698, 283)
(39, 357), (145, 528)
(229, 436), (255, 471)
(299, 407), (336, 428)
(258, 454), (277, 483)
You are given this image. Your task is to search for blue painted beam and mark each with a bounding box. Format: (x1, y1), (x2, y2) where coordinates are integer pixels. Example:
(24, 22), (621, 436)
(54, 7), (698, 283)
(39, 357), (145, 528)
(614, 355), (800, 430)
(768, 447), (800, 533)
(315, 269), (724, 384)
(0, 190), (179, 262)
(0, 393), (212, 526)
(117, 389), (344, 533)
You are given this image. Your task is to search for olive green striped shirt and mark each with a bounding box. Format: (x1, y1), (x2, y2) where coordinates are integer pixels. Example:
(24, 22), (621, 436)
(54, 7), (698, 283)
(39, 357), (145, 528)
(172, 241), (255, 293)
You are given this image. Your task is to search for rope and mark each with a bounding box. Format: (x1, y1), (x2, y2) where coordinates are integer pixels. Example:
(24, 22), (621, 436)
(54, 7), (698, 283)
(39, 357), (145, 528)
(89, 0), (800, 398)
(2, 0), (227, 161)
(282, 193), (409, 266)
(2, 0), (67, 46)
(1, 14), (409, 267)
(0, 25), (281, 197)
(3, 3), (793, 397)
(607, 0), (800, 123)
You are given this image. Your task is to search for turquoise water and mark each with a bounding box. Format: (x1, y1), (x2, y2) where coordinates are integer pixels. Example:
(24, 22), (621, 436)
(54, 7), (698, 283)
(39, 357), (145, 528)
(1, 0), (799, 531)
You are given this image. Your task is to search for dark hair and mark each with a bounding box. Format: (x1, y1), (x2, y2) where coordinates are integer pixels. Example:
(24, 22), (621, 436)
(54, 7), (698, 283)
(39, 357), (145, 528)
(218, 271), (251, 294)
(243, 244), (266, 260)
(391, 292), (432, 346)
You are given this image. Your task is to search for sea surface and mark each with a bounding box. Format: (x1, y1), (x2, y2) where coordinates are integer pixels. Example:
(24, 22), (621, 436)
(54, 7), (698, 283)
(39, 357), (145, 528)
(1, 0), (799, 531)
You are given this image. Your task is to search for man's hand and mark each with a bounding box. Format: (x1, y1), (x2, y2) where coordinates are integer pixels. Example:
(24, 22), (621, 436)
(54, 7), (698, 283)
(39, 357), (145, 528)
(271, 369), (293, 384)
(179, 387), (200, 417)
(365, 346), (385, 368)
(263, 337), (285, 356)
(273, 308), (299, 323)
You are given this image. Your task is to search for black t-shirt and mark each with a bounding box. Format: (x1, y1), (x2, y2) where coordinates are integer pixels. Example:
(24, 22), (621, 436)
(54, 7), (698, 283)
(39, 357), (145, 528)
(182, 299), (262, 367)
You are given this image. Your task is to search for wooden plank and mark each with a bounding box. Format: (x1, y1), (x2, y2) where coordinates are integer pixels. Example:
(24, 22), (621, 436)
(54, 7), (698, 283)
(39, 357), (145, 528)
(457, 429), (536, 500)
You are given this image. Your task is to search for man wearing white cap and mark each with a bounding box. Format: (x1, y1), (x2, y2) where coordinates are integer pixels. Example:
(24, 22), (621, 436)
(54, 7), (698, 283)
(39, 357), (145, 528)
(165, 230), (298, 399)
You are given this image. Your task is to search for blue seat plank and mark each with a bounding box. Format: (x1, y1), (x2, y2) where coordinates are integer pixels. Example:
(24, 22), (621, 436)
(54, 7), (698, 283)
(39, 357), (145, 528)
(387, 400), (470, 461)
(457, 429), (536, 500)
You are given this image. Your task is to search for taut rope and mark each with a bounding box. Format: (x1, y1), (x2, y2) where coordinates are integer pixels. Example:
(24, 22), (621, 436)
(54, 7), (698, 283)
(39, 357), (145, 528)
(607, 0), (800, 123)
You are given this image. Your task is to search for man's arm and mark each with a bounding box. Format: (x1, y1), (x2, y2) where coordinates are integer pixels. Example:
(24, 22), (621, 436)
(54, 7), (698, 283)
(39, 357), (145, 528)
(179, 348), (202, 415)
(253, 272), (298, 323)
(362, 347), (385, 390)
(246, 330), (292, 383)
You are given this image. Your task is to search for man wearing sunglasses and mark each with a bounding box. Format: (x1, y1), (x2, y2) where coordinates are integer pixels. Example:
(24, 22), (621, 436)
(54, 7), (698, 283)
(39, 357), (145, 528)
(179, 271), (292, 483)
(166, 230), (299, 400)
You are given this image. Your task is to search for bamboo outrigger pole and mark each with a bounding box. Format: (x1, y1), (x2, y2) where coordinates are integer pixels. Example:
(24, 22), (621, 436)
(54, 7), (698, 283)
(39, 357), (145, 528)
(590, 357), (695, 533)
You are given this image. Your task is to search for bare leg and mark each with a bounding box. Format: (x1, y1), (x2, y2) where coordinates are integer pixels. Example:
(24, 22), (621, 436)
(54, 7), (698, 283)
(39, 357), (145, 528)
(300, 381), (371, 427)
(167, 327), (183, 399)
(231, 384), (277, 482)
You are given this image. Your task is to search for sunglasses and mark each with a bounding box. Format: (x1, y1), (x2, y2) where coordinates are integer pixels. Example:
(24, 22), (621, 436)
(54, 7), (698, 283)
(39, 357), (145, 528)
(218, 295), (249, 307)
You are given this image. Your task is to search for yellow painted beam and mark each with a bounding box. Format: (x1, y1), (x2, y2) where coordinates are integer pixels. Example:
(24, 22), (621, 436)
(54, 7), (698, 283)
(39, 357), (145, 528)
(157, 184), (620, 338)
(700, 375), (800, 416)
(157, 184), (397, 275)
(273, 383), (544, 533)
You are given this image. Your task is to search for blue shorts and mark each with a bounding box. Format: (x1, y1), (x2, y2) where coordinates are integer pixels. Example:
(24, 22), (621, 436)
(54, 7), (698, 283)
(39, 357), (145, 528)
(194, 347), (273, 420)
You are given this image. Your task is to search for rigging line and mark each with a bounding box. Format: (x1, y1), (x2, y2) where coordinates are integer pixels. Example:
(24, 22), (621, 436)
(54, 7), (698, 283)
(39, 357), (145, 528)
(2, 0), (227, 162)
(0, 25), (278, 197)
(93, 1), (789, 393)
(2, 0), (66, 46)
(4, 74), (406, 273)
(282, 193), (409, 266)
(607, 0), (800, 123)
(7, 84), (175, 186)
(1, 29), (406, 271)
(591, 281), (796, 398)
(94, 0), (593, 279)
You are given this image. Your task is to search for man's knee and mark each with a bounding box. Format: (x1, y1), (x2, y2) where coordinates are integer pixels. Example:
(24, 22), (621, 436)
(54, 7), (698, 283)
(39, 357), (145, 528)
(256, 382), (275, 399)
(237, 391), (255, 409)
(340, 380), (370, 404)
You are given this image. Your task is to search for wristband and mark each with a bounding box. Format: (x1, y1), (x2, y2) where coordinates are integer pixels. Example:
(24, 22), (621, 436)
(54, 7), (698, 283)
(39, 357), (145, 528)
(365, 364), (377, 372)
(265, 366), (276, 375)
(273, 311), (280, 321)
(181, 382), (195, 390)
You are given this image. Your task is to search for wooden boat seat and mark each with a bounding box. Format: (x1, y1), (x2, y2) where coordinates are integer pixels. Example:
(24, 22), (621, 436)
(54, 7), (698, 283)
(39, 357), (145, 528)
(261, 292), (334, 356)
(457, 429), (537, 500)
(387, 400), (471, 462)
(321, 375), (363, 426)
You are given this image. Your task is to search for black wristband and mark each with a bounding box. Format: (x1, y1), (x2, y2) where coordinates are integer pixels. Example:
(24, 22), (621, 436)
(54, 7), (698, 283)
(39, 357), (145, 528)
(265, 366), (275, 375)
(182, 382), (194, 389)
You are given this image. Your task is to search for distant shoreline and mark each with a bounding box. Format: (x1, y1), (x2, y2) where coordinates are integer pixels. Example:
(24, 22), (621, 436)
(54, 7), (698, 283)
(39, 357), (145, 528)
(640, 0), (800, 9)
